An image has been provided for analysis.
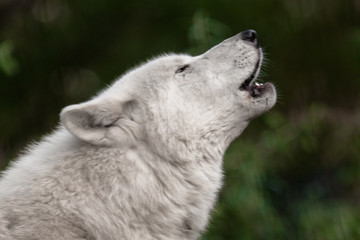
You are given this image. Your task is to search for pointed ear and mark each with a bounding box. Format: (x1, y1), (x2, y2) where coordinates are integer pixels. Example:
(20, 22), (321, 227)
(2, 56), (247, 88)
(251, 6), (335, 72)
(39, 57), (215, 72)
(60, 98), (141, 146)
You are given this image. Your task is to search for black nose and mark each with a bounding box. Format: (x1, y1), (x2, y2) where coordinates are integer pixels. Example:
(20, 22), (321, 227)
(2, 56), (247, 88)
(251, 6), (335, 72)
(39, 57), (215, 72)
(240, 30), (259, 47)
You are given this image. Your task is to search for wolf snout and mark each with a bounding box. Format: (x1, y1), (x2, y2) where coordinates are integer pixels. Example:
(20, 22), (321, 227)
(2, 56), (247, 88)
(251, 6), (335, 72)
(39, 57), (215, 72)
(240, 29), (259, 48)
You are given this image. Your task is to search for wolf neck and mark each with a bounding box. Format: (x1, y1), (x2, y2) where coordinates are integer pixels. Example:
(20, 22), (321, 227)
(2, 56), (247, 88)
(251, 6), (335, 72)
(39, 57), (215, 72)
(150, 125), (247, 165)
(143, 134), (225, 166)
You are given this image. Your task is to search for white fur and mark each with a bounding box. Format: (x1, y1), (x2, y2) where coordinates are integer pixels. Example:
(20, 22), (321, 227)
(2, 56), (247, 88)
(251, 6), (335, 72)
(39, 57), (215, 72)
(0, 33), (276, 239)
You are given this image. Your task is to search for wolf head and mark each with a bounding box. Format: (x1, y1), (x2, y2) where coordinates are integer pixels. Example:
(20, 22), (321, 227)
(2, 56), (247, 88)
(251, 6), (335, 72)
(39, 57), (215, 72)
(60, 30), (276, 160)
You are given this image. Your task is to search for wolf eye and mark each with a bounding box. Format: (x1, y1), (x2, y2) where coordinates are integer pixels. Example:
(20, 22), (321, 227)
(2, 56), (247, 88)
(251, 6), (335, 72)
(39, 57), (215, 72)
(175, 64), (190, 74)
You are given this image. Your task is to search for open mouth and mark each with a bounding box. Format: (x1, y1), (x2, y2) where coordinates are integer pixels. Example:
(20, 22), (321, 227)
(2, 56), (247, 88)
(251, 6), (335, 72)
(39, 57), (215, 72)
(239, 59), (268, 98)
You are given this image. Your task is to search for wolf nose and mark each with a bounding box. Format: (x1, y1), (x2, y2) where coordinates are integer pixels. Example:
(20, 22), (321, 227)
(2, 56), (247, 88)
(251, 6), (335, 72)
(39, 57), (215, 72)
(240, 30), (259, 47)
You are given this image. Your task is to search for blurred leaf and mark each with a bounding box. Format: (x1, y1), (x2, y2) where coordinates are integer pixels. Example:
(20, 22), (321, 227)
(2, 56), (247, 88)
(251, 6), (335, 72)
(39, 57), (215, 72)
(188, 10), (232, 54)
(0, 41), (19, 76)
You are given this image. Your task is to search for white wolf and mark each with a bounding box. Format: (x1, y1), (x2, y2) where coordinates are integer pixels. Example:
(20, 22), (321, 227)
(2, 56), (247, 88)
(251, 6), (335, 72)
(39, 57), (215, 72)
(0, 30), (276, 240)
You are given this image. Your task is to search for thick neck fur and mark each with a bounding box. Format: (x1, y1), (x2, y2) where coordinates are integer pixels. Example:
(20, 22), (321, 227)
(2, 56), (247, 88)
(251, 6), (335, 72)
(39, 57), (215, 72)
(70, 130), (224, 239)
(0, 127), (225, 240)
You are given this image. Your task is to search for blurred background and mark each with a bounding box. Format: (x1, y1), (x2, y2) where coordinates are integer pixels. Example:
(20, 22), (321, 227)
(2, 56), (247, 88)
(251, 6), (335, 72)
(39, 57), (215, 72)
(1, 0), (360, 239)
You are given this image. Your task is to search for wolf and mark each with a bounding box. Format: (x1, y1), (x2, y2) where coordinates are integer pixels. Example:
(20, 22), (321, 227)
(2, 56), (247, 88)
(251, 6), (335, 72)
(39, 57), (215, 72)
(0, 30), (276, 240)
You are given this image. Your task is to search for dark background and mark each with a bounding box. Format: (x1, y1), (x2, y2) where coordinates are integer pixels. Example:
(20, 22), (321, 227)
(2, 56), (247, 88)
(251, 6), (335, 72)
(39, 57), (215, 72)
(1, 0), (360, 239)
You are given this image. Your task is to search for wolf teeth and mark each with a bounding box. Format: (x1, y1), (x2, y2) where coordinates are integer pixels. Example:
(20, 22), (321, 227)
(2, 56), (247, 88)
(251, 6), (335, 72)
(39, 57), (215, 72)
(255, 82), (263, 87)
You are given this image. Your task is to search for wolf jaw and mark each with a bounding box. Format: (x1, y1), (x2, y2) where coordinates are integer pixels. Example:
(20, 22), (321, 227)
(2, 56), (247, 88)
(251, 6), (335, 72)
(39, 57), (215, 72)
(239, 48), (271, 98)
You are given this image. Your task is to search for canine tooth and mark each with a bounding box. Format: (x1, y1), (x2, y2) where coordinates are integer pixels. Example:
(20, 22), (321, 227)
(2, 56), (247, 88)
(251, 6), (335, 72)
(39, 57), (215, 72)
(255, 82), (260, 86)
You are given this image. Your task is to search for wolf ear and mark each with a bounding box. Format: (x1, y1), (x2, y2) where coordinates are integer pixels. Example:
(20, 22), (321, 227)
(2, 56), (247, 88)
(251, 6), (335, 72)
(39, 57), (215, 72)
(60, 98), (141, 146)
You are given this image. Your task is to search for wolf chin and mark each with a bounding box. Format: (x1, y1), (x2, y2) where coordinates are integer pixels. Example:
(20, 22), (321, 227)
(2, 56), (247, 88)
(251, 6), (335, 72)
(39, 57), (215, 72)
(0, 30), (276, 240)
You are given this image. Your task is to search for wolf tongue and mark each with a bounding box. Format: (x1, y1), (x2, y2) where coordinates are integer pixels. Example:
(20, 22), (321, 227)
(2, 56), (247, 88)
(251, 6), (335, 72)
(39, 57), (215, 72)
(250, 84), (262, 97)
